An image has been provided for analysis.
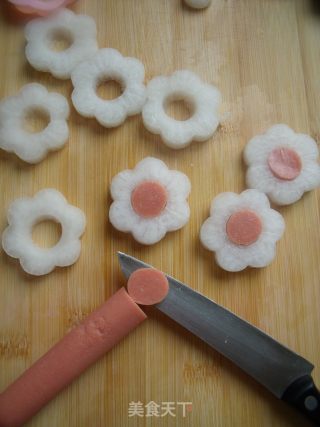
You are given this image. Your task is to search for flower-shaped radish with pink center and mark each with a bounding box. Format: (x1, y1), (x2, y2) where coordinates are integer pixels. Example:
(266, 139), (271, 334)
(200, 189), (285, 272)
(2, 189), (86, 276)
(109, 157), (191, 245)
(8, 0), (76, 16)
(244, 124), (320, 205)
(25, 8), (98, 79)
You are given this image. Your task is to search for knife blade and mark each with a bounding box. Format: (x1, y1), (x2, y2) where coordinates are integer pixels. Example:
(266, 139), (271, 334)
(118, 252), (320, 425)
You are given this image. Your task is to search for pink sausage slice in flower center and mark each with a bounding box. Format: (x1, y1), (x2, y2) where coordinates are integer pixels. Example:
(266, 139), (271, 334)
(131, 181), (168, 218)
(267, 147), (302, 181)
(127, 268), (169, 305)
(226, 210), (262, 246)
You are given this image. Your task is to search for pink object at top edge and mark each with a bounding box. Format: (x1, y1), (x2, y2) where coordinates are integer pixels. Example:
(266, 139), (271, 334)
(8, 0), (75, 12)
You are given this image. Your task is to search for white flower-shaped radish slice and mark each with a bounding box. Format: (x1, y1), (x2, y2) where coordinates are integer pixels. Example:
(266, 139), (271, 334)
(71, 48), (146, 128)
(142, 70), (221, 149)
(0, 83), (69, 163)
(25, 8), (98, 79)
(2, 189), (86, 276)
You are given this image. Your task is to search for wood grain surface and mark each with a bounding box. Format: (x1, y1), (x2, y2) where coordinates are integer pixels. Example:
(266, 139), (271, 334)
(0, 1), (320, 426)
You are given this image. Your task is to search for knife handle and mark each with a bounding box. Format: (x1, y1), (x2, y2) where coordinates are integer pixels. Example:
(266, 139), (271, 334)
(282, 375), (320, 425)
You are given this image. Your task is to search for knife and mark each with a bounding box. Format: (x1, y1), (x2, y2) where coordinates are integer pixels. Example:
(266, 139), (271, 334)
(118, 252), (320, 426)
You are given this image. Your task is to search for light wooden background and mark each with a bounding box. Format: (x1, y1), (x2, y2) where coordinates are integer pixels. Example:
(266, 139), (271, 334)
(0, 0), (320, 426)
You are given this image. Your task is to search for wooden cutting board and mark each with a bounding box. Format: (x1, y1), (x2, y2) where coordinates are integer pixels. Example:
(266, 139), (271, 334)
(0, 1), (319, 426)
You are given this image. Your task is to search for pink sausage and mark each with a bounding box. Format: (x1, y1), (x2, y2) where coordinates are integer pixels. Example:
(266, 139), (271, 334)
(9, 0), (75, 15)
(13, 6), (49, 15)
(131, 181), (168, 218)
(226, 210), (262, 246)
(127, 268), (169, 305)
(0, 288), (146, 427)
(267, 147), (302, 181)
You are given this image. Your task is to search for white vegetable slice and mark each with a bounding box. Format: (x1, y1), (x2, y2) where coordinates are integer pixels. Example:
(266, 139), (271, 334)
(109, 157), (191, 245)
(2, 189), (86, 276)
(71, 48), (146, 128)
(0, 83), (69, 163)
(244, 124), (320, 205)
(200, 189), (285, 272)
(142, 70), (221, 149)
(25, 8), (98, 79)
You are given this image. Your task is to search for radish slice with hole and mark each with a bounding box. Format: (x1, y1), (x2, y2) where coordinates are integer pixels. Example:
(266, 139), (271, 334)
(25, 8), (98, 79)
(142, 70), (221, 149)
(2, 189), (86, 276)
(0, 83), (69, 163)
(71, 48), (146, 128)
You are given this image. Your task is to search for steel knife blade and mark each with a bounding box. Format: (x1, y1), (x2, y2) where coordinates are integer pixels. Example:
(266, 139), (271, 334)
(118, 252), (320, 425)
